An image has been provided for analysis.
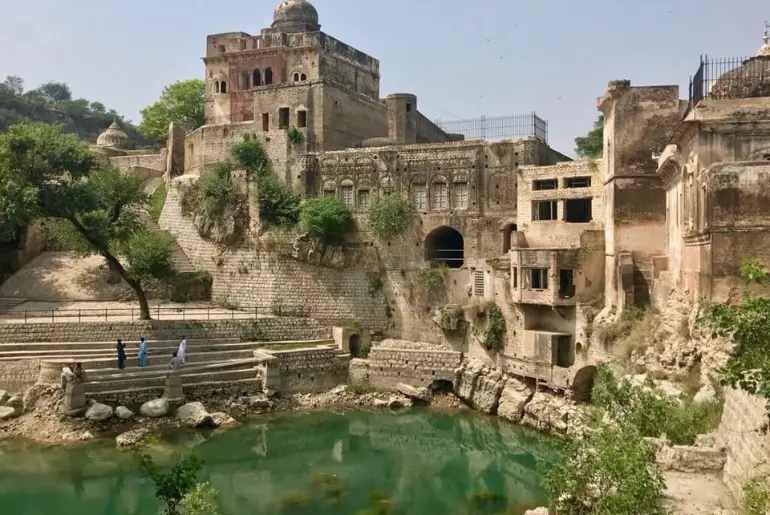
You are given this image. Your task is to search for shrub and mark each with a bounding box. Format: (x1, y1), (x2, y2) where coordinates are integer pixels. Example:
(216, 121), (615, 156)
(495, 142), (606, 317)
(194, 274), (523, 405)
(299, 196), (352, 242)
(742, 474), (770, 515)
(483, 305), (505, 352)
(257, 176), (300, 228)
(230, 137), (270, 178)
(198, 161), (241, 221)
(367, 275), (383, 296)
(134, 452), (204, 515)
(179, 482), (223, 515)
(544, 420), (667, 515)
(148, 182), (167, 223)
(365, 193), (415, 240)
(420, 264), (447, 295)
(437, 305), (464, 332)
(286, 126), (302, 143)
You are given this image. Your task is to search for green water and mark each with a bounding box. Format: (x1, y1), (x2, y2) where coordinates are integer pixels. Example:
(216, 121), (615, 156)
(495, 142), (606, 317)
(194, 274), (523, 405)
(0, 409), (557, 515)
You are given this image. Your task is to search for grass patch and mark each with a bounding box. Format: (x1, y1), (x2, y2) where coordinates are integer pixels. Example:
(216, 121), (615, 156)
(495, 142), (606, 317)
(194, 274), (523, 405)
(148, 182), (167, 223)
(742, 473), (770, 515)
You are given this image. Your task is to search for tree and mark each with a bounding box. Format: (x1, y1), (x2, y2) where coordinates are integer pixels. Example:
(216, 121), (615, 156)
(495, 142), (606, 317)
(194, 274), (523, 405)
(134, 452), (205, 515)
(3, 75), (24, 95)
(299, 196), (353, 242)
(0, 122), (175, 319)
(34, 81), (72, 103)
(140, 79), (205, 142)
(179, 482), (223, 515)
(575, 115), (604, 158)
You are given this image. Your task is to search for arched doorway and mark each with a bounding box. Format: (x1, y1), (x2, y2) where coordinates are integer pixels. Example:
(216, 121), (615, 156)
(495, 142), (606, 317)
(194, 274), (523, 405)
(425, 226), (464, 268)
(349, 334), (362, 357)
(502, 223), (517, 253)
(571, 365), (597, 403)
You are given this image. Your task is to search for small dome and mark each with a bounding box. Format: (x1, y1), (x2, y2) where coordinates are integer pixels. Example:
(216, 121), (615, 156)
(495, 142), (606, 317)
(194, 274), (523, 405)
(272, 0), (320, 33)
(756, 33), (770, 58)
(708, 31), (770, 100)
(96, 121), (132, 149)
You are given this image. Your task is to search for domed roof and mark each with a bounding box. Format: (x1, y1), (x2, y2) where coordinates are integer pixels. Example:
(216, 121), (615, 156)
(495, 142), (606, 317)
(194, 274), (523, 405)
(96, 121), (132, 149)
(272, 0), (320, 33)
(756, 32), (770, 58)
(708, 30), (770, 100)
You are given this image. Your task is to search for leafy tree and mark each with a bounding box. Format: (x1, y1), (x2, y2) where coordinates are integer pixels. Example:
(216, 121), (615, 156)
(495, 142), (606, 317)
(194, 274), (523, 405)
(257, 177), (300, 228)
(231, 138), (270, 177)
(575, 115), (604, 158)
(34, 81), (72, 103)
(179, 482), (223, 515)
(704, 260), (770, 400)
(365, 193), (416, 240)
(134, 452), (204, 515)
(0, 122), (176, 319)
(544, 420), (667, 515)
(140, 79), (205, 142)
(3, 75), (24, 95)
(299, 196), (352, 242)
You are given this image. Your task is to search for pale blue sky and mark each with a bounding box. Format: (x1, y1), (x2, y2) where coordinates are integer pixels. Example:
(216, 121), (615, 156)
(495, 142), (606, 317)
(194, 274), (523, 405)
(0, 0), (767, 154)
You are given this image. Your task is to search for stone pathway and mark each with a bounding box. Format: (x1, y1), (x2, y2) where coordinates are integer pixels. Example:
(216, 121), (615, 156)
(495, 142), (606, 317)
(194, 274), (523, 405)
(664, 471), (736, 514)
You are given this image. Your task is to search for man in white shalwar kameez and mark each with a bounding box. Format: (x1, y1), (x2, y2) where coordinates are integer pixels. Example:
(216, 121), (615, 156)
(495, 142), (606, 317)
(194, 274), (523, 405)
(177, 336), (187, 365)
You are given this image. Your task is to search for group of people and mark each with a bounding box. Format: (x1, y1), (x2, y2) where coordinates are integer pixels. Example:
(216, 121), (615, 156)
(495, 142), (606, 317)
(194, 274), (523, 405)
(115, 336), (187, 370)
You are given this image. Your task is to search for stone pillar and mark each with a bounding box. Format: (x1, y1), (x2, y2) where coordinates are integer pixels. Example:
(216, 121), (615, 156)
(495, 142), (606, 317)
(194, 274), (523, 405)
(61, 370), (86, 417)
(164, 371), (183, 402)
(254, 351), (280, 397)
(165, 122), (186, 179)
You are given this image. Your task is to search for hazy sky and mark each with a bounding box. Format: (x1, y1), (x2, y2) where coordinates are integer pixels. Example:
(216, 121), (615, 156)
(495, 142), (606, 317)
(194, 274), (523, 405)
(0, 0), (768, 154)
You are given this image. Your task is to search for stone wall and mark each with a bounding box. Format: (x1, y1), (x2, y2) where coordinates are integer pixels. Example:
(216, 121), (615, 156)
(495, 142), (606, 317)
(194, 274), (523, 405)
(0, 317), (329, 344)
(716, 388), (770, 499)
(159, 180), (389, 330)
(0, 359), (41, 393)
(349, 346), (463, 390)
(273, 347), (348, 394)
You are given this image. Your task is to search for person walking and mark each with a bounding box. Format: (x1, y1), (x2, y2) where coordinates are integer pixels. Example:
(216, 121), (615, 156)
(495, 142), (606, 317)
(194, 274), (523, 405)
(168, 351), (182, 370)
(116, 339), (126, 370)
(137, 337), (148, 367)
(177, 336), (186, 365)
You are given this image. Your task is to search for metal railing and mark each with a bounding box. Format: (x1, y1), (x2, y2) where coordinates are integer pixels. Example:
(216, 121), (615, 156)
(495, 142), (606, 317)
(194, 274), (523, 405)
(690, 55), (770, 106)
(433, 112), (548, 143)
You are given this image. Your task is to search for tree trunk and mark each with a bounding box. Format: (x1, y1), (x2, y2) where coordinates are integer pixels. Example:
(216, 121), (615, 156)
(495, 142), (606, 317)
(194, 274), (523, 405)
(106, 260), (121, 284)
(127, 277), (151, 320)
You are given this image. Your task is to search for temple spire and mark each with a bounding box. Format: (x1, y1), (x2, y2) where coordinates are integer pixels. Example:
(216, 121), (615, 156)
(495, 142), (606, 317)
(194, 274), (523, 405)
(756, 21), (770, 57)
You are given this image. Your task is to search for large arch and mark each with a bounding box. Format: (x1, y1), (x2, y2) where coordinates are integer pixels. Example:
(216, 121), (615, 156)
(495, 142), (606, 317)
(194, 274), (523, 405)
(425, 226), (464, 268)
(571, 365), (597, 403)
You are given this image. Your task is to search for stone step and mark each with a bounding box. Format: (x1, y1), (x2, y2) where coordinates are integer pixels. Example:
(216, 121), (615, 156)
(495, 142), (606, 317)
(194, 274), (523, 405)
(45, 348), (259, 370)
(0, 338), (239, 352)
(84, 367), (259, 394)
(85, 358), (261, 380)
(0, 341), (258, 358)
(87, 378), (263, 404)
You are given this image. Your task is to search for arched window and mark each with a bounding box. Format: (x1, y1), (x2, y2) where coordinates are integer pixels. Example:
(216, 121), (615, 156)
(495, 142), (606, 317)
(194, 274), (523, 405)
(293, 73), (300, 82)
(264, 68), (273, 85)
(215, 81), (220, 94)
(220, 81), (228, 93)
(431, 176), (448, 210)
(238, 71), (249, 90)
(300, 73), (307, 81)
(252, 68), (261, 87)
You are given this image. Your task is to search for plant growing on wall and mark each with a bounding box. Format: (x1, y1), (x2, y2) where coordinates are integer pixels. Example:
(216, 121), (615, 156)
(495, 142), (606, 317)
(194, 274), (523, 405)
(365, 193), (416, 240)
(741, 473), (770, 515)
(419, 264), (447, 301)
(0, 123), (176, 320)
(194, 161), (248, 245)
(703, 260), (770, 402)
(483, 305), (505, 352)
(286, 126), (302, 144)
(299, 196), (353, 243)
(437, 305), (464, 332)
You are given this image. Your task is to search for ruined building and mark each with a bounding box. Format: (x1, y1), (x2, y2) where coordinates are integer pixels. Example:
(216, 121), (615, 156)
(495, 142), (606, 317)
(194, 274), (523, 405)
(93, 3), (770, 399)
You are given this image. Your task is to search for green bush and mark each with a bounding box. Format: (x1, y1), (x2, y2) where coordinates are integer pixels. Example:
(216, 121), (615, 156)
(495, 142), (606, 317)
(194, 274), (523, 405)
(483, 305), (505, 352)
(742, 474), (770, 515)
(134, 452), (204, 515)
(365, 193), (415, 240)
(198, 161), (241, 221)
(230, 138), (270, 178)
(592, 363), (724, 445)
(437, 305), (464, 332)
(286, 126), (302, 143)
(299, 196), (352, 242)
(257, 176), (300, 228)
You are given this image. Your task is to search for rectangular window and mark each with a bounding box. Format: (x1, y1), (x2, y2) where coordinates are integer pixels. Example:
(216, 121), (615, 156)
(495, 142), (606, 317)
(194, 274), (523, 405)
(432, 183), (448, 210)
(218, 45), (226, 53)
(533, 179), (558, 191)
(565, 198), (592, 223)
(558, 269), (575, 298)
(413, 184), (427, 210)
(262, 113), (269, 132)
(341, 185), (354, 206)
(297, 110), (307, 128)
(565, 176), (592, 188)
(406, 103), (412, 112)
(358, 190), (370, 209)
(529, 268), (548, 290)
(453, 182), (468, 210)
(512, 268), (518, 288)
(323, 189), (335, 198)
(474, 270), (485, 297)
(278, 108), (290, 129)
(532, 200), (557, 221)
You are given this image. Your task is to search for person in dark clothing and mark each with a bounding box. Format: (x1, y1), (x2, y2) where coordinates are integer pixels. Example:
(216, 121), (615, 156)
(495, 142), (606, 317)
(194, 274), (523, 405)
(116, 339), (126, 370)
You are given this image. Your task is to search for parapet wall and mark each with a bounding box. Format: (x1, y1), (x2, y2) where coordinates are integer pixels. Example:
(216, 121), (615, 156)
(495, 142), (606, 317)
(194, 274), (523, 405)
(273, 346), (348, 394)
(349, 347), (463, 390)
(716, 388), (770, 498)
(0, 317), (329, 344)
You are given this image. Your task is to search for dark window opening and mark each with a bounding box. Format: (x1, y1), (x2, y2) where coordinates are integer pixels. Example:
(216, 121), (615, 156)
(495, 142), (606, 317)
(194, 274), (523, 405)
(532, 200), (557, 221)
(529, 268), (548, 290)
(349, 334), (362, 357)
(297, 110), (307, 128)
(555, 336), (575, 368)
(533, 178), (558, 190)
(559, 269), (575, 298)
(406, 103), (412, 112)
(512, 268), (518, 288)
(565, 176), (592, 188)
(425, 226), (464, 268)
(565, 198), (592, 223)
(300, 73), (307, 81)
(215, 81), (220, 94)
(293, 73), (300, 82)
(278, 108), (290, 129)
(252, 69), (261, 86)
(261, 113), (269, 132)
(264, 67), (273, 85)
(220, 81), (227, 93)
(502, 223), (517, 253)
(218, 45), (225, 53)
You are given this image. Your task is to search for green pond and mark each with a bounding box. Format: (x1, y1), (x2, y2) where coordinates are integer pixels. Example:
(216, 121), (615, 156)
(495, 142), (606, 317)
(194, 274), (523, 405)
(0, 409), (558, 515)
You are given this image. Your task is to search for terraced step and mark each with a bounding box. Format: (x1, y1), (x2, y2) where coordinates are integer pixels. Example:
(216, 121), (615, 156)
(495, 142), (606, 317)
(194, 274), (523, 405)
(85, 358), (261, 379)
(47, 348), (259, 370)
(88, 378), (263, 404)
(0, 341), (262, 359)
(84, 367), (259, 394)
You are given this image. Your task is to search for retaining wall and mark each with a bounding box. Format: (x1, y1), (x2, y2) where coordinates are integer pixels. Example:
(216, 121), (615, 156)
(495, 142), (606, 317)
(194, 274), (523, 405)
(273, 347), (348, 394)
(0, 359), (41, 393)
(349, 347), (463, 390)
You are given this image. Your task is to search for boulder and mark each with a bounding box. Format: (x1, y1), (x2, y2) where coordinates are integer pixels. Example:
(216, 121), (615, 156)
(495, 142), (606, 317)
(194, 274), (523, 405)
(175, 402), (214, 428)
(454, 362), (482, 402)
(0, 390), (9, 406)
(0, 406), (17, 421)
(85, 403), (114, 422)
(115, 406), (134, 420)
(396, 383), (431, 402)
(497, 377), (535, 423)
(140, 398), (169, 418)
(470, 372), (505, 414)
(373, 399), (389, 408)
(246, 395), (271, 410)
(521, 391), (576, 435)
(6, 395), (23, 415)
(228, 401), (247, 420)
(211, 412), (239, 428)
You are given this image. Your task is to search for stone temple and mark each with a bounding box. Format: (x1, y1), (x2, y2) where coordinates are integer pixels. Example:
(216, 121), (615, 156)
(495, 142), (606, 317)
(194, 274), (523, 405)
(9, 2), (770, 409)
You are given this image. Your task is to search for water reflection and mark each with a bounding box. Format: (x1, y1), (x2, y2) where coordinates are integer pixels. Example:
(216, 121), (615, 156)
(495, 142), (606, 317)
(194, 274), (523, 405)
(0, 409), (557, 515)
